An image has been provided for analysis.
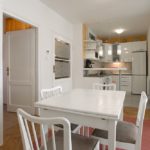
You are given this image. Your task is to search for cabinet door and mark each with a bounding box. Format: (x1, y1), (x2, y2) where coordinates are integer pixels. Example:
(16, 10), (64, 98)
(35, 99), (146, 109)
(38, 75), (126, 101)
(131, 41), (146, 51)
(104, 43), (112, 62)
(85, 51), (96, 60)
(120, 75), (132, 93)
(111, 75), (119, 90)
(120, 43), (132, 62)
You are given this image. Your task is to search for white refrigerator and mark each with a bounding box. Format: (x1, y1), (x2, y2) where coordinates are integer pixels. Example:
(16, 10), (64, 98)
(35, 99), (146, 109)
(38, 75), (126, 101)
(132, 51), (147, 94)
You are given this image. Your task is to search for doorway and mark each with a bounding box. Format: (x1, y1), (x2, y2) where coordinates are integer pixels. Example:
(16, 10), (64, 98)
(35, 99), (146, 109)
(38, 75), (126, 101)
(3, 14), (38, 114)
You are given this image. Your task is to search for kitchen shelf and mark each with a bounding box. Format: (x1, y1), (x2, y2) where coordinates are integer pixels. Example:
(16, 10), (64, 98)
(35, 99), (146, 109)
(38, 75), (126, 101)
(84, 40), (102, 43)
(85, 48), (97, 50)
(55, 57), (70, 62)
(83, 68), (127, 71)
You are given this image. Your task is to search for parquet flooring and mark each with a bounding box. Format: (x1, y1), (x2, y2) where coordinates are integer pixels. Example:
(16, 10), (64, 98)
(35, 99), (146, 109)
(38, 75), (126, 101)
(0, 106), (149, 150)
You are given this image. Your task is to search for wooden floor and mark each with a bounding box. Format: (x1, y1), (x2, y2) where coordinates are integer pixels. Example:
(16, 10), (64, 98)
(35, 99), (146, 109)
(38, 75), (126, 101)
(0, 106), (150, 150)
(0, 107), (23, 150)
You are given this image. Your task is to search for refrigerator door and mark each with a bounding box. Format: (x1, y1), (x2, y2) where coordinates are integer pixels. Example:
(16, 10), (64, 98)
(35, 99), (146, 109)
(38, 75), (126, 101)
(132, 51), (146, 75)
(132, 76), (146, 94)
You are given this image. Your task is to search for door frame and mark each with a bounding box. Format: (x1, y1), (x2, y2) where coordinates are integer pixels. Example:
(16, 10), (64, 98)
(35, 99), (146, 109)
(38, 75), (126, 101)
(0, 7), (40, 146)
(2, 11), (39, 111)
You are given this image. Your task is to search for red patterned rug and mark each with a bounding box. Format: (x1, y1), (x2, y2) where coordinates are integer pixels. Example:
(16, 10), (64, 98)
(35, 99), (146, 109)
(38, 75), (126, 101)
(86, 116), (150, 150)
(124, 117), (150, 150)
(35, 117), (150, 150)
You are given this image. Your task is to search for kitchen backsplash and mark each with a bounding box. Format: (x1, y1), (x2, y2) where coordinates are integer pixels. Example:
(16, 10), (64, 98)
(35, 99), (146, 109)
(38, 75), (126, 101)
(103, 62), (132, 74)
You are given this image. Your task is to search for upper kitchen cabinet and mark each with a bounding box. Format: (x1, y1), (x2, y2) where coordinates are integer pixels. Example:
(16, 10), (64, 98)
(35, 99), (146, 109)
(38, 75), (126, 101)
(120, 41), (147, 62)
(131, 41), (147, 52)
(120, 43), (132, 62)
(103, 43), (112, 62)
(84, 40), (102, 60)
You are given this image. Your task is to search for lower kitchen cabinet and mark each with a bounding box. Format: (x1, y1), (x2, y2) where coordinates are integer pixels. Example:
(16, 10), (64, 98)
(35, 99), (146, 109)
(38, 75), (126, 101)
(111, 75), (119, 90)
(82, 75), (132, 93)
(112, 75), (132, 93)
(120, 75), (132, 93)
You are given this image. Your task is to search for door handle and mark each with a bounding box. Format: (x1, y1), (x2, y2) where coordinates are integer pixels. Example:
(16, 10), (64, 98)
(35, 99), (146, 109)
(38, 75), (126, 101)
(6, 67), (9, 76)
(53, 65), (55, 73)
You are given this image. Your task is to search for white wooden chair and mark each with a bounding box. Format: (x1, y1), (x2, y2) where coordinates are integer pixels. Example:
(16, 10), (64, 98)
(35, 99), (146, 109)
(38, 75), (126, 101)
(41, 86), (63, 100)
(17, 108), (99, 150)
(41, 86), (81, 134)
(93, 83), (116, 91)
(91, 91), (148, 150)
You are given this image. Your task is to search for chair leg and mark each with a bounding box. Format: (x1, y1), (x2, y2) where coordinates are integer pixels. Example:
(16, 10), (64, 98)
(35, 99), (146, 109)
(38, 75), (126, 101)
(82, 126), (85, 136)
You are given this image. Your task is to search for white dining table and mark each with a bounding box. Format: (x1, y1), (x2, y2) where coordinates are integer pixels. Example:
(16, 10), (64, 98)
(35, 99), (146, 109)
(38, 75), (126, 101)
(35, 88), (126, 150)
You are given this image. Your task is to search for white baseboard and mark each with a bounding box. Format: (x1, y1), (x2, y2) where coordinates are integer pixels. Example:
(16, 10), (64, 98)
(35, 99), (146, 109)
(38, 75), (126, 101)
(7, 104), (35, 114)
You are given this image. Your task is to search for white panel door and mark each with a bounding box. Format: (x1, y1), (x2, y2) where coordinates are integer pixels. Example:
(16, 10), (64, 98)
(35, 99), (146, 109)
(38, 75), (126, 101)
(5, 29), (36, 113)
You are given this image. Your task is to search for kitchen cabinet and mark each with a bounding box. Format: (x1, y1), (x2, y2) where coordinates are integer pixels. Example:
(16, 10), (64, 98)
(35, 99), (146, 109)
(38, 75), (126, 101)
(111, 75), (119, 90)
(120, 75), (132, 93)
(131, 41), (146, 52)
(85, 51), (97, 60)
(103, 43), (112, 62)
(111, 75), (132, 93)
(120, 43), (132, 62)
(84, 40), (102, 60)
(120, 41), (146, 62)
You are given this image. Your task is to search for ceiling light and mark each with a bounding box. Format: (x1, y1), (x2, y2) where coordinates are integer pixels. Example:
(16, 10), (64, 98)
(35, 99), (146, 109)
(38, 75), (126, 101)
(114, 28), (125, 34)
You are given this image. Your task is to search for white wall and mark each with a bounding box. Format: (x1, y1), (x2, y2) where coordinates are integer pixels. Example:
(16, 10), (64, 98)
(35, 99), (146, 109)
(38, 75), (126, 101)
(72, 24), (101, 89)
(0, 0), (74, 145)
(2, 0), (73, 92)
(72, 24), (83, 88)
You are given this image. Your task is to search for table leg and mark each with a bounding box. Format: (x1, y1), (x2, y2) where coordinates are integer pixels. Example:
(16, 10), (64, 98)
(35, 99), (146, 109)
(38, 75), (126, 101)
(108, 120), (117, 150)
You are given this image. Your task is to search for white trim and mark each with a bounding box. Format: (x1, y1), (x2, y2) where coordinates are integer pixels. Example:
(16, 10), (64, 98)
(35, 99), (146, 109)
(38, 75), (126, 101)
(7, 104), (35, 114)
(3, 9), (39, 28)
(2, 11), (39, 110)
(0, 5), (3, 146)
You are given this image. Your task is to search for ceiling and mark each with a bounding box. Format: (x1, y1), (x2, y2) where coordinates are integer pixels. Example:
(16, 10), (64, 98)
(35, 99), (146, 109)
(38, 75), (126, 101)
(40, 0), (150, 37)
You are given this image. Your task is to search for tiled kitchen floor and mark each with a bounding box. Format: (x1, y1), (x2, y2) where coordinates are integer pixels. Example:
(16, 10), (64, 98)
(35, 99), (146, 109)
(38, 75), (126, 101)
(124, 94), (150, 108)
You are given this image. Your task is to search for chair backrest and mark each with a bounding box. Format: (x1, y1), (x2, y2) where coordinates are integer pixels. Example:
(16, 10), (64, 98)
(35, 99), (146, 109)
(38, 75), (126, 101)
(17, 108), (72, 150)
(135, 91), (148, 149)
(41, 86), (62, 100)
(93, 83), (116, 91)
